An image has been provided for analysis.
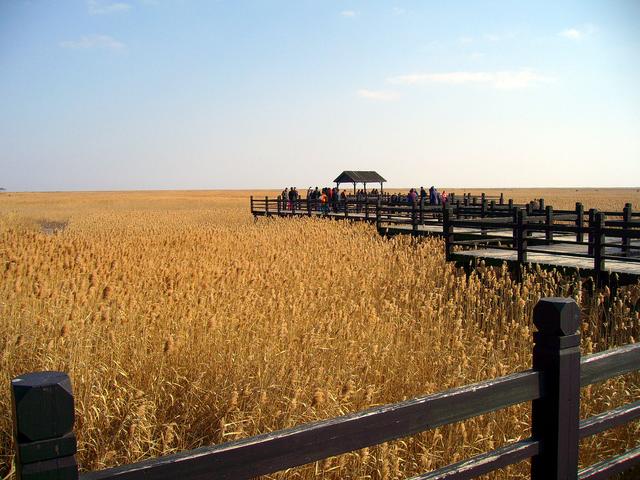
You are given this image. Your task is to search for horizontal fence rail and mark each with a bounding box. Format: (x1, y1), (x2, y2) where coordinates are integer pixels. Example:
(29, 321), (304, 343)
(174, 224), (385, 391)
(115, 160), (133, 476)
(10, 298), (640, 480)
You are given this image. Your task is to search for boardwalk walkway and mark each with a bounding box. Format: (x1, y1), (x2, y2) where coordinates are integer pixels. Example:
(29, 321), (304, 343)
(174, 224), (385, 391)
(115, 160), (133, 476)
(251, 196), (640, 286)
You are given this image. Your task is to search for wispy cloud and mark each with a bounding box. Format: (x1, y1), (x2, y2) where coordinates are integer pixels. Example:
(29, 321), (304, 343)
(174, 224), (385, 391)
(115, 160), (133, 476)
(388, 69), (553, 90)
(340, 10), (358, 18)
(88, 0), (131, 15)
(357, 89), (400, 101)
(392, 7), (405, 16)
(559, 24), (597, 41)
(60, 34), (125, 50)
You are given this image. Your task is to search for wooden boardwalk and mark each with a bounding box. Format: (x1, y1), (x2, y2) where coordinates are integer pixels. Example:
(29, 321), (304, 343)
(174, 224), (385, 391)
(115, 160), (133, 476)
(451, 241), (640, 277)
(251, 196), (640, 286)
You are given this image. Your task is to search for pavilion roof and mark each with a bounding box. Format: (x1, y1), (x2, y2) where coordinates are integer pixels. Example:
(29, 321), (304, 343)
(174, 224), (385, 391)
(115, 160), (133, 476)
(333, 171), (386, 184)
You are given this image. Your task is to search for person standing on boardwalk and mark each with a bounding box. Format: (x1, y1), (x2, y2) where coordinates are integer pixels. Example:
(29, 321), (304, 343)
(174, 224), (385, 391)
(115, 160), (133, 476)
(429, 186), (436, 205)
(288, 187), (295, 210)
(420, 186), (427, 203)
(320, 190), (328, 214)
(282, 188), (288, 210)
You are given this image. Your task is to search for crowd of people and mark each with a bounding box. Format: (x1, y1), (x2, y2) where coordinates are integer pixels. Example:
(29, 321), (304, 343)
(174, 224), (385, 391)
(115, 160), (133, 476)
(391, 186), (448, 205)
(278, 185), (447, 213)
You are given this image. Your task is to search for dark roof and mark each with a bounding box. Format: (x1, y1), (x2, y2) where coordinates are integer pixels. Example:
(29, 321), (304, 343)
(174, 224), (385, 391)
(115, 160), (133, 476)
(333, 171), (386, 184)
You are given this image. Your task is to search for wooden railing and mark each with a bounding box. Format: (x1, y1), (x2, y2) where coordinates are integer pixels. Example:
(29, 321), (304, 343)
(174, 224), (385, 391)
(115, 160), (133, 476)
(250, 194), (534, 224)
(442, 203), (640, 285)
(10, 298), (640, 480)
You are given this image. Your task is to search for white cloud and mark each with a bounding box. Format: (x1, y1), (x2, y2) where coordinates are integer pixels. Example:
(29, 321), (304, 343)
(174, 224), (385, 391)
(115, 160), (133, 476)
(60, 34), (125, 50)
(357, 89), (400, 101)
(559, 24), (597, 41)
(392, 7), (405, 15)
(340, 10), (358, 17)
(88, 0), (131, 15)
(387, 70), (553, 90)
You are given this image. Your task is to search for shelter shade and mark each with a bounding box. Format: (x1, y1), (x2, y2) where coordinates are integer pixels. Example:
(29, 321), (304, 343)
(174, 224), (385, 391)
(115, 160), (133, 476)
(333, 171), (386, 194)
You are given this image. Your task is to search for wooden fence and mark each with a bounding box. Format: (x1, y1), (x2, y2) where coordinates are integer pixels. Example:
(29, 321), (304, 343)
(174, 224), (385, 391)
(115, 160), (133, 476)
(251, 196), (640, 286)
(443, 203), (640, 286)
(10, 298), (640, 480)
(250, 194), (535, 225)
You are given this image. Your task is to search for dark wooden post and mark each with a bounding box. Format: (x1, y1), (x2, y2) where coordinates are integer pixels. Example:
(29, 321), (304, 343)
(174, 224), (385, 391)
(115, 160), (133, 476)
(499, 192), (504, 205)
(365, 199), (369, 221)
(531, 297), (581, 480)
(464, 195), (469, 207)
(526, 202), (535, 238)
(411, 201), (418, 232)
(344, 199), (349, 219)
(419, 197), (424, 225)
(472, 196), (477, 206)
(575, 202), (584, 243)
(250, 195), (254, 214)
(481, 199), (487, 236)
(512, 207), (519, 250)
(291, 196), (296, 216)
(443, 205), (453, 261)
(622, 203), (632, 254)
(264, 196), (269, 216)
(277, 195), (282, 215)
(594, 212), (606, 287)
(11, 371), (78, 480)
(545, 206), (554, 243)
(455, 200), (462, 219)
(307, 197), (311, 217)
(517, 209), (528, 264)
(587, 209), (596, 256)
(375, 199), (381, 231)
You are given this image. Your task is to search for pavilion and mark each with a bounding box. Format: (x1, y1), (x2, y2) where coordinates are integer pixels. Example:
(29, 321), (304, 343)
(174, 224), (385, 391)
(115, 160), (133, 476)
(333, 171), (386, 194)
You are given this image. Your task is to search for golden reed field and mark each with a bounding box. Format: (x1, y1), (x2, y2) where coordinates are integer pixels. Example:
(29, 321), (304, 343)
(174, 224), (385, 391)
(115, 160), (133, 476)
(1, 188), (639, 479)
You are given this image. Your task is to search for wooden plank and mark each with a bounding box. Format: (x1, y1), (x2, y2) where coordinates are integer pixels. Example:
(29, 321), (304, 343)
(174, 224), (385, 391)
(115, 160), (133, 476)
(580, 343), (640, 386)
(80, 371), (540, 480)
(579, 400), (640, 439)
(408, 438), (539, 480)
(578, 446), (640, 480)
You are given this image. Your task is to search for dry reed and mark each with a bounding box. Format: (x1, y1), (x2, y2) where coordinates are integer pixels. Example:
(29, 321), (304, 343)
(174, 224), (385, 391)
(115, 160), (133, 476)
(0, 189), (638, 479)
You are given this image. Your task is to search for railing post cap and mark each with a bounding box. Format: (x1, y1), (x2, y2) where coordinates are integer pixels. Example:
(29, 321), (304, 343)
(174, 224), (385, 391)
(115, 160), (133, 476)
(533, 297), (580, 336)
(12, 371), (74, 442)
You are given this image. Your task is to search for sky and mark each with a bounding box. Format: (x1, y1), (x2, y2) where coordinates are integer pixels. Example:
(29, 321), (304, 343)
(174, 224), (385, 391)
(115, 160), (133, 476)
(1, 1), (639, 191)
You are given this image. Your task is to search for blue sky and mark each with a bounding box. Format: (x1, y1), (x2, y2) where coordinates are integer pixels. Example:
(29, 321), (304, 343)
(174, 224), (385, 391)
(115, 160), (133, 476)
(1, 1), (639, 190)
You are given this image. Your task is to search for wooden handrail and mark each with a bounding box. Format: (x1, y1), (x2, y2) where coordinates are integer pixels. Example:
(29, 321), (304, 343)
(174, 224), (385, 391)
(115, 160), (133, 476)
(11, 298), (640, 480)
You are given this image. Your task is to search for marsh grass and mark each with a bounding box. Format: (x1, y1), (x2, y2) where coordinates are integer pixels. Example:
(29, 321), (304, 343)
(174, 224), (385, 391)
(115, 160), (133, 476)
(0, 190), (638, 479)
